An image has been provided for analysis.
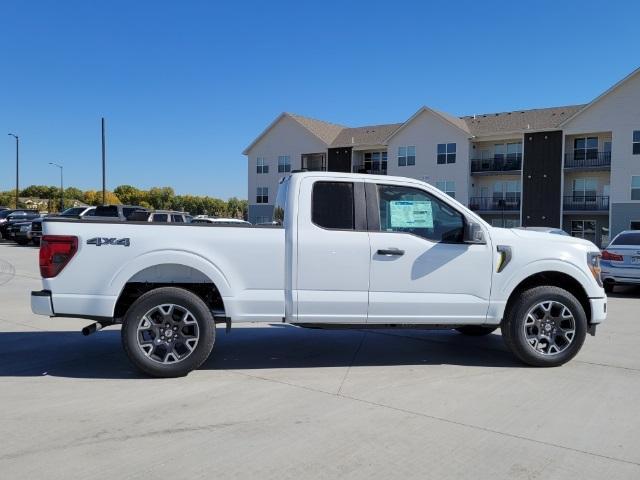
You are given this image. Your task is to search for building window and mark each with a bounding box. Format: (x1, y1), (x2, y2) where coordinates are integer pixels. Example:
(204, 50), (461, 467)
(256, 157), (268, 174)
(572, 178), (597, 202)
(493, 142), (522, 161)
(312, 182), (354, 230)
(256, 187), (268, 204)
(254, 216), (270, 225)
(398, 146), (416, 167)
(278, 155), (291, 173)
(491, 218), (519, 228)
(437, 143), (456, 164)
(574, 137), (598, 160)
(634, 131), (640, 155)
(363, 151), (387, 173)
(632, 176), (640, 200)
(571, 220), (596, 243)
(435, 180), (456, 198)
(493, 181), (521, 201)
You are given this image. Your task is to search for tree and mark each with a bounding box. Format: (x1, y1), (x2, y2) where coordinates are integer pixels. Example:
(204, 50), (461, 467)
(147, 187), (175, 209)
(64, 187), (84, 202)
(226, 197), (248, 219)
(114, 185), (146, 205)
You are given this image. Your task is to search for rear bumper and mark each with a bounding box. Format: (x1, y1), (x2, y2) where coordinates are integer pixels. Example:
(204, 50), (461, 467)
(601, 265), (640, 285)
(31, 290), (54, 316)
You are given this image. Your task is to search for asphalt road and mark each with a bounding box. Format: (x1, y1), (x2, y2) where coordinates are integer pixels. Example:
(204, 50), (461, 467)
(1, 241), (639, 479)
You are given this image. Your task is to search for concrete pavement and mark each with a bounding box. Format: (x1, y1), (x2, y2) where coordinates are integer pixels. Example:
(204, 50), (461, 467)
(1, 241), (639, 479)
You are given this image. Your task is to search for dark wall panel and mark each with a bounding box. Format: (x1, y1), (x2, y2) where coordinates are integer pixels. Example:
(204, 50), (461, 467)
(328, 147), (352, 173)
(522, 131), (563, 227)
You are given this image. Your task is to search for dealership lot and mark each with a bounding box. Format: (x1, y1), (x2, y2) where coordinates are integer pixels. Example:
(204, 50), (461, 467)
(1, 242), (639, 479)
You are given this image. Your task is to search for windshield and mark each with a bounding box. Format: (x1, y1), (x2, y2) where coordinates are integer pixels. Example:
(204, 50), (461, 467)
(59, 207), (85, 217)
(273, 177), (289, 226)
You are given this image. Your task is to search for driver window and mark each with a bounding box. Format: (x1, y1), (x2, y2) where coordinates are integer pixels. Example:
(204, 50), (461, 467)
(376, 184), (463, 242)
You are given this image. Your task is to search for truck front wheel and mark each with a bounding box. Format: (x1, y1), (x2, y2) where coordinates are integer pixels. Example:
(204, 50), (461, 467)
(121, 287), (215, 377)
(501, 286), (587, 367)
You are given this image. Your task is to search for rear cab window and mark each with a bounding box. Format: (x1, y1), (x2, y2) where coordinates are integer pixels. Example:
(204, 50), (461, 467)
(312, 182), (354, 230)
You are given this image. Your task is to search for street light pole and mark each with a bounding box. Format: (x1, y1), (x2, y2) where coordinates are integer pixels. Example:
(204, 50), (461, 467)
(49, 163), (64, 212)
(8, 133), (19, 208)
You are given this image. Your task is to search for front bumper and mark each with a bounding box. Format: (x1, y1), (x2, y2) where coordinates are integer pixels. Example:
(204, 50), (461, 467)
(31, 290), (54, 316)
(589, 297), (607, 325)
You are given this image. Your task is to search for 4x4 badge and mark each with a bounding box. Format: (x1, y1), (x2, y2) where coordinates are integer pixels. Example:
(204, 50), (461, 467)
(87, 237), (130, 247)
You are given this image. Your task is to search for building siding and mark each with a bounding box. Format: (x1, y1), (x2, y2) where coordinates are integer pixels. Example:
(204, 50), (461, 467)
(386, 110), (471, 204)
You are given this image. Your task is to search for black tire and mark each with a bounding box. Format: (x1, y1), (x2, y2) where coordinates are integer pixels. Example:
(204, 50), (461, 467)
(32, 238), (41, 246)
(604, 283), (614, 294)
(455, 325), (498, 336)
(501, 286), (587, 367)
(121, 287), (215, 377)
(15, 238), (29, 245)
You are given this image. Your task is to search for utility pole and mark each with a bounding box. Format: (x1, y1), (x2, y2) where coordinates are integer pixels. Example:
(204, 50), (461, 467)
(49, 163), (64, 211)
(8, 133), (19, 208)
(101, 117), (106, 205)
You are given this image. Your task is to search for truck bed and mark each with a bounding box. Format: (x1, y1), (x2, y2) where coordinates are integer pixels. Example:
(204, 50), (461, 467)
(40, 218), (285, 322)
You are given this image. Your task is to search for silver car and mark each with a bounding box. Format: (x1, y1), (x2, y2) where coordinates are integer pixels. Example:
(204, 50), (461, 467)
(601, 230), (640, 293)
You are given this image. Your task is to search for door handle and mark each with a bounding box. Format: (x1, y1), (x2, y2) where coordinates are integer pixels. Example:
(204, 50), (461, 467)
(377, 248), (405, 256)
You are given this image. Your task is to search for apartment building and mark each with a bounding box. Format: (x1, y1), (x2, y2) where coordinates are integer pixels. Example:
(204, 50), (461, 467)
(243, 67), (640, 246)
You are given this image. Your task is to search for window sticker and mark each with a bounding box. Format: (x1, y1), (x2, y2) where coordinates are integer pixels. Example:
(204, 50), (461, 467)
(389, 200), (433, 228)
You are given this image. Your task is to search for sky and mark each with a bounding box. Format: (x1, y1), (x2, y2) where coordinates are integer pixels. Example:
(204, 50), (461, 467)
(1, 0), (638, 200)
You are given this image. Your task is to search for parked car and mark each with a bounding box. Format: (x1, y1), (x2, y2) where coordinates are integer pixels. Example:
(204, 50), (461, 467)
(32, 172), (606, 377)
(191, 217), (251, 226)
(28, 217), (43, 245)
(7, 220), (35, 244)
(0, 210), (40, 239)
(144, 211), (190, 223)
(82, 205), (148, 221)
(517, 226), (570, 236)
(57, 206), (96, 218)
(601, 230), (640, 293)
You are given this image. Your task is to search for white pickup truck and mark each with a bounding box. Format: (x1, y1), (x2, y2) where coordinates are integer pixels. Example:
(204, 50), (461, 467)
(31, 172), (607, 377)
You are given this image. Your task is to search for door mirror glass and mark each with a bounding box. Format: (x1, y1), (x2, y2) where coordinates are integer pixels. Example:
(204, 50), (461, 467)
(464, 219), (486, 244)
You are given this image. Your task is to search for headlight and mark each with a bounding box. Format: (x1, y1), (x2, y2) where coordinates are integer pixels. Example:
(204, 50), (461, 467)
(587, 252), (602, 287)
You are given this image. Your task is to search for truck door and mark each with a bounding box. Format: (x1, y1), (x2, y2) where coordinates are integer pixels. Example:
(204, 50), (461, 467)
(293, 177), (370, 323)
(366, 181), (493, 324)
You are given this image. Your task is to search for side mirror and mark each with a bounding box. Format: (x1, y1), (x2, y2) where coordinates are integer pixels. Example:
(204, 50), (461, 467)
(464, 219), (486, 244)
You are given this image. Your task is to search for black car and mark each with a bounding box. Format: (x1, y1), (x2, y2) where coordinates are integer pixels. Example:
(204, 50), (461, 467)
(0, 210), (40, 239)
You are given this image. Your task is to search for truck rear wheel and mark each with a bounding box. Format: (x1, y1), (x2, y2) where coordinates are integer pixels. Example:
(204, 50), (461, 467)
(501, 286), (587, 367)
(455, 326), (498, 336)
(121, 287), (215, 377)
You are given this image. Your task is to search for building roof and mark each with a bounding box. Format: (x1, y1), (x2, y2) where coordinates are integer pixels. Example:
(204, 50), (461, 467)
(331, 123), (403, 147)
(461, 105), (585, 137)
(242, 112), (345, 154)
(286, 113), (345, 145)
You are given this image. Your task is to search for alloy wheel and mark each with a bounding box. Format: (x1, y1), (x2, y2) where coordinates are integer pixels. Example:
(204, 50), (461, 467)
(523, 300), (576, 356)
(136, 304), (200, 364)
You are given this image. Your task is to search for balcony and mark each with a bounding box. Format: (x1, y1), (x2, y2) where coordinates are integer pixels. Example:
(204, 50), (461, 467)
(301, 153), (326, 171)
(470, 155), (522, 174)
(469, 196), (521, 212)
(564, 151), (611, 170)
(563, 195), (609, 212)
(352, 163), (387, 175)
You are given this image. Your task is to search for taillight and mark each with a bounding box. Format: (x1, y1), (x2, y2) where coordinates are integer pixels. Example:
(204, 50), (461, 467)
(39, 235), (78, 278)
(602, 250), (623, 261)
